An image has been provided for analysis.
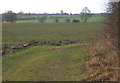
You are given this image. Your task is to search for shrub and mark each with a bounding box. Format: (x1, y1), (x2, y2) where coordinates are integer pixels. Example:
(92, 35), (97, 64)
(54, 17), (59, 23)
(65, 18), (71, 23)
(38, 15), (47, 23)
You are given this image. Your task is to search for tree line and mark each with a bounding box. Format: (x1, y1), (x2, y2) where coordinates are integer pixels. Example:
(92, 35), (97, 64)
(2, 7), (94, 23)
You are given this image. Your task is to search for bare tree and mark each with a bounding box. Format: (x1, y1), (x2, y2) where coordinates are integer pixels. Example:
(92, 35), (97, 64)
(61, 10), (64, 15)
(80, 7), (91, 23)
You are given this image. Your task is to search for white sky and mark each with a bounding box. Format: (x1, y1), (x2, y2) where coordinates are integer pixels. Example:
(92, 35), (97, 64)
(0, 0), (114, 14)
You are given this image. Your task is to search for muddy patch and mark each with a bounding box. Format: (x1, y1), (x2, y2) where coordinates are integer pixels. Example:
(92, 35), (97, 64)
(2, 40), (91, 56)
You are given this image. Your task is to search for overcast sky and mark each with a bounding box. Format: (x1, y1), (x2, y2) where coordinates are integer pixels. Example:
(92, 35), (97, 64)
(0, 0), (118, 14)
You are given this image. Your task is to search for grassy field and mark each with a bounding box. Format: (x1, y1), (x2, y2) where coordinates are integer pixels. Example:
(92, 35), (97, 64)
(16, 16), (105, 23)
(3, 44), (88, 81)
(2, 21), (105, 81)
(3, 22), (104, 44)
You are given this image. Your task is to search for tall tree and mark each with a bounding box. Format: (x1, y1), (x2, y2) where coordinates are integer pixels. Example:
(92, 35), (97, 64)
(3, 10), (17, 22)
(61, 10), (64, 15)
(80, 7), (91, 23)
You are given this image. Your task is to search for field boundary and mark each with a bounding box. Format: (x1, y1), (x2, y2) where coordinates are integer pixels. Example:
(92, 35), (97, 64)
(2, 40), (91, 56)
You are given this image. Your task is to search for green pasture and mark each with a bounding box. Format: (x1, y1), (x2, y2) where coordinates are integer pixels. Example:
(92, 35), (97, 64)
(3, 22), (104, 44)
(2, 20), (105, 81)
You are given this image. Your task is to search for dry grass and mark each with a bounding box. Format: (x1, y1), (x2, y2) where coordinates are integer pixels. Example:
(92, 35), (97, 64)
(78, 2), (119, 81)
(77, 37), (118, 81)
(88, 37), (118, 81)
